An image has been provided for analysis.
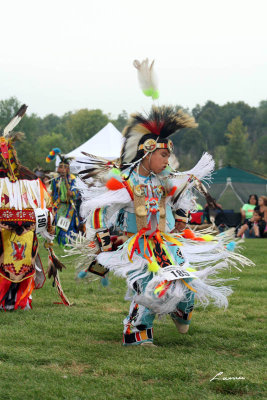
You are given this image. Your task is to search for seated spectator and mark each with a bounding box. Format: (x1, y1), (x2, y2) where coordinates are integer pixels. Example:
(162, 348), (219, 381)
(240, 194), (258, 222)
(255, 195), (267, 237)
(237, 209), (266, 238)
(255, 196), (267, 222)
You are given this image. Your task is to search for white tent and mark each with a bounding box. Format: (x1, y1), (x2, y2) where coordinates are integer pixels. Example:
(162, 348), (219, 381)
(67, 122), (123, 159)
(57, 122), (123, 172)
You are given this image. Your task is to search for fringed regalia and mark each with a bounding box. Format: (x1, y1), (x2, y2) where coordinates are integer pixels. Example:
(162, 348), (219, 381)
(50, 173), (79, 246)
(0, 106), (56, 310)
(69, 103), (252, 345)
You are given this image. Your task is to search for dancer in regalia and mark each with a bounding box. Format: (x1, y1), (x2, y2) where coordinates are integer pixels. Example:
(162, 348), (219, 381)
(68, 60), (252, 345)
(47, 149), (80, 246)
(0, 105), (64, 310)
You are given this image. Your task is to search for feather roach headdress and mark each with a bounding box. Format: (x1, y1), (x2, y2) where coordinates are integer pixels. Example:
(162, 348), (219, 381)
(120, 105), (197, 165)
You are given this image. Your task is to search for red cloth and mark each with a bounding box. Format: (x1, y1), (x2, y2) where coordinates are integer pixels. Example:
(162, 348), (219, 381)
(190, 212), (203, 225)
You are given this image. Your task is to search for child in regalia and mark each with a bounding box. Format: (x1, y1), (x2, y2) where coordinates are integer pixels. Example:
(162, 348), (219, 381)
(69, 60), (252, 345)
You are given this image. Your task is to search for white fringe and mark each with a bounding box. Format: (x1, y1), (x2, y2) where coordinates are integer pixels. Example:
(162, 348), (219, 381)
(169, 152), (215, 211)
(97, 250), (149, 284)
(135, 261), (236, 314)
(135, 276), (188, 315)
(80, 187), (131, 221)
(0, 178), (46, 210)
(181, 152), (215, 184)
(63, 231), (99, 271)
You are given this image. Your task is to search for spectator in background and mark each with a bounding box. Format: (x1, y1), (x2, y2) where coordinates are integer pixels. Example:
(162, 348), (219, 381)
(240, 194), (258, 222)
(255, 196), (267, 222)
(237, 209), (266, 238)
(256, 195), (267, 237)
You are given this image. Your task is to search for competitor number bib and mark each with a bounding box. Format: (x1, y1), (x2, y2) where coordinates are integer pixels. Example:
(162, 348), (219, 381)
(157, 264), (196, 281)
(34, 208), (48, 234)
(57, 216), (71, 232)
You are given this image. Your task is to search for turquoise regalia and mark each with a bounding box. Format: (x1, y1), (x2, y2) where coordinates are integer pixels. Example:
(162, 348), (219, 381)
(51, 173), (80, 246)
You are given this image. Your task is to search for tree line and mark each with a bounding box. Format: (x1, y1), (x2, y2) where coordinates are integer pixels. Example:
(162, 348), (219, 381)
(0, 97), (266, 174)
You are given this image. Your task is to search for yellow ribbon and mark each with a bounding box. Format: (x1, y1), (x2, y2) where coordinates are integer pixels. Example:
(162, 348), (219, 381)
(161, 232), (183, 247)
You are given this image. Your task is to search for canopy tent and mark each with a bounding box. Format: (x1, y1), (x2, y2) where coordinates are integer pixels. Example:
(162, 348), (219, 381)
(58, 123), (123, 172)
(207, 166), (267, 211)
(67, 122), (123, 159)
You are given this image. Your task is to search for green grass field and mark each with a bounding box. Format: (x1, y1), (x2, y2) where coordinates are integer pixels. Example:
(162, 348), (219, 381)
(0, 240), (266, 400)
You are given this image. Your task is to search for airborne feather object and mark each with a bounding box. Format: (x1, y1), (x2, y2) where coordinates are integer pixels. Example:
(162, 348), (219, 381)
(133, 59), (159, 100)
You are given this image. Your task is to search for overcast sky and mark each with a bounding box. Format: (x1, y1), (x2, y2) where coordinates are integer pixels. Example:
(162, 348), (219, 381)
(0, 0), (266, 118)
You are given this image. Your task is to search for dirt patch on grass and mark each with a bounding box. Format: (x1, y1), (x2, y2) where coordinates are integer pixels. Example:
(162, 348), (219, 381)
(143, 379), (160, 385)
(97, 305), (123, 313)
(215, 349), (242, 357)
(87, 339), (120, 345)
(42, 361), (91, 376)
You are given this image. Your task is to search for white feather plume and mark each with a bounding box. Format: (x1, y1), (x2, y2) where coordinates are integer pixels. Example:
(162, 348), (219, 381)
(133, 58), (159, 99)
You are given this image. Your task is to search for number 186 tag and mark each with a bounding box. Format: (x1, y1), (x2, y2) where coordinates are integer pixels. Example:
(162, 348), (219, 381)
(158, 264), (196, 281)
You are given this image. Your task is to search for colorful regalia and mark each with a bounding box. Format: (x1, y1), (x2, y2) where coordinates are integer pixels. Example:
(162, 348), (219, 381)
(0, 105), (56, 310)
(67, 60), (252, 345)
(47, 150), (80, 246)
(67, 105), (252, 346)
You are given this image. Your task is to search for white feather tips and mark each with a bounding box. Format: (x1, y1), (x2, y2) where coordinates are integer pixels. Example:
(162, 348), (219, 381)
(133, 58), (159, 100)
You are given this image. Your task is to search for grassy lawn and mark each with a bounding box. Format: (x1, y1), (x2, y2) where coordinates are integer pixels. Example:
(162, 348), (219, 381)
(0, 239), (266, 400)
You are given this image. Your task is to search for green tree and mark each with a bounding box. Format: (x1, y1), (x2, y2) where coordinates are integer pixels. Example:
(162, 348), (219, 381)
(65, 109), (109, 147)
(35, 132), (69, 169)
(0, 97), (21, 129)
(225, 116), (251, 168)
(214, 145), (227, 169)
(112, 110), (128, 132)
(39, 114), (62, 135)
(15, 113), (43, 169)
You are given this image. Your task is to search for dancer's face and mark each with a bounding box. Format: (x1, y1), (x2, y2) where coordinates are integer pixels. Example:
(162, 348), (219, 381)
(145, 149), (170, 174)
(57, 163), (69, 176)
